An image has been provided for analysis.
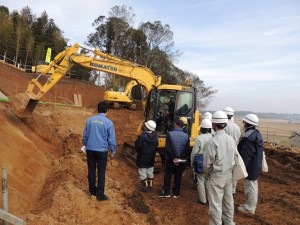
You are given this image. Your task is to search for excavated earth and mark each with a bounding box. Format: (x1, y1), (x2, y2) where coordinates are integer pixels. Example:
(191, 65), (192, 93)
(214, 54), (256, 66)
(0, 62), (299, 225)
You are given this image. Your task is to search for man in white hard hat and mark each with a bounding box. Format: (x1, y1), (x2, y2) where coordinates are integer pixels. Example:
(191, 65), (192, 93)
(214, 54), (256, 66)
(203, 111), (236, 225)
(203, 112), (212, 121)
(191, 118), (213, 204)
(237, 114), (263, 215)
(135, 120), (158, 192)
(223, 107), (241, 195)
(223, 107), (241, 144)
(203, 112), (215, 135)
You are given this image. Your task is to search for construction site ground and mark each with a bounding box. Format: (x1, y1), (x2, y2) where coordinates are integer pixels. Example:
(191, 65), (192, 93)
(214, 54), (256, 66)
(0, 62), (299, 225)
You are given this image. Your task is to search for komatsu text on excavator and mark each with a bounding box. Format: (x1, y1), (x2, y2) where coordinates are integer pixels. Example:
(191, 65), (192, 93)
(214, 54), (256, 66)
(23, 43), (201, 170)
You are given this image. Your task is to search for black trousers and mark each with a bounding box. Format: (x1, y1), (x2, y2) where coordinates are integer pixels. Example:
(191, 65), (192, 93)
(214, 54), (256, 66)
(158, 149), (166, 169)
(87, 150), (108, 197)
(163, 159), (186, 196)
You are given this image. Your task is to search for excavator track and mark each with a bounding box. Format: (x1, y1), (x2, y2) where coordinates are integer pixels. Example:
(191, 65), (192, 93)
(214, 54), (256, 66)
(122, 141), (138, 168)
(122, 141), (162, 173)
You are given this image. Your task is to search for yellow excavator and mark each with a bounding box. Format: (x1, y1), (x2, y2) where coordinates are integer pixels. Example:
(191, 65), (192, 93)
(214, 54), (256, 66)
(103, 80), (140, 110)
(23, 43), (160, 113)
(22, 43), (201, 168)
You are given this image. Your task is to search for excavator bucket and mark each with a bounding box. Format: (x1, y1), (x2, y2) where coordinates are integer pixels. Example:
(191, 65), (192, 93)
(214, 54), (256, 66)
(23, 99), (39, 114)
(14, 92), (39, 115)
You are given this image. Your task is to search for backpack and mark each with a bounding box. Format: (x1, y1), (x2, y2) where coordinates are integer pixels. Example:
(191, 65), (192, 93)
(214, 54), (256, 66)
(193, 154), (204, 174)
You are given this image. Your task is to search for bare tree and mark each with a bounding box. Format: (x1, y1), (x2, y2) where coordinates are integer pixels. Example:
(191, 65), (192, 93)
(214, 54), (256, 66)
(108, 5), (135, 26)
(185, 71), (218, 109)
(138, 21), (181, 69)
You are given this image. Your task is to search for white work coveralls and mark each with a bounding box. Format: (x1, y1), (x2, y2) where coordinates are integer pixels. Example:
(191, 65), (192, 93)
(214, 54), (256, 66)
(204, 130), (236, 225)
(243, 179), (258, 212)
(224, 120), (241, 145)
(225, 120), (241, 194)
(191, 133), (212, 203)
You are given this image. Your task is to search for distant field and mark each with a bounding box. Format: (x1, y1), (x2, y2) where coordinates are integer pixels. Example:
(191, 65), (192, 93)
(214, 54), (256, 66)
(235, 117), (300, 146)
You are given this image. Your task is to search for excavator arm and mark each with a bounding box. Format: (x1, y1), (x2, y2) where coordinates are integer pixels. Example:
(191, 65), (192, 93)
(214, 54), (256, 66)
(70, 55), (160, 93)
(124, 80), (138, 97)
(23, 43), (161, 113)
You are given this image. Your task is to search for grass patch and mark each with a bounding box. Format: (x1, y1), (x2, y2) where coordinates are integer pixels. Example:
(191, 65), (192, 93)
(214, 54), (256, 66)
(0, 98), (9, 102)
(38, 101), (69, 106)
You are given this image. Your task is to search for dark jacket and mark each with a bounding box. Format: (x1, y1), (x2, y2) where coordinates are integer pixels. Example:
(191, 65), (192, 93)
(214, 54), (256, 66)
(135, 131), (158, 168)
(238, 128), (263, 180)
(165, 128), (190, 161)
(182, 125), (189, 134)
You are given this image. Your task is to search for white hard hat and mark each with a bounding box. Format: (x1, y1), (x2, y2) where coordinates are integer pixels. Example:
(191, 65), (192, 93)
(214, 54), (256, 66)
(243, 114), (259, 126)
(201, 118), (212, 129)
(223, 107), (234, 116)
(144, 120), (156, 131)
(203, 112), (212, 120)
(212, 111), (228, 124)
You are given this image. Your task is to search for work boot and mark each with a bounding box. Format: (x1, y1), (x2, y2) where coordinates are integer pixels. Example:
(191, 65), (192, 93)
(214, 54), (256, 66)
(157, 190), (171, 198)
(148, 178), (153, 191)
(238, 206), (255, 214)
(96, 194), (109, 201)
(139, 179), (150, 192)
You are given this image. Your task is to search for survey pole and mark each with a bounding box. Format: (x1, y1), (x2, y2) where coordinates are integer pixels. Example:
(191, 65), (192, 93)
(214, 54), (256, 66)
(2, 167), (8, 225)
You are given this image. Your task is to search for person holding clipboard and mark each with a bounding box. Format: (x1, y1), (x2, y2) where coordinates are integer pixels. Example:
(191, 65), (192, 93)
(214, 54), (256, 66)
(158, 118), (190, 198)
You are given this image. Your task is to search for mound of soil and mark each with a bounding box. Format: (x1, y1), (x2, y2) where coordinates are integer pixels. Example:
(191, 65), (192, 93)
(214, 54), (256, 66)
(0, 61), (299, 224)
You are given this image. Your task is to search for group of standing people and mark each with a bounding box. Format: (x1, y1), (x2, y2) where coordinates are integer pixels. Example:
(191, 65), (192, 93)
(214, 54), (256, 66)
(81, 101), (189, 202)
(191, 107), (264, 224)
(135, 117), (190, 198)
(82, 101), (264, 225)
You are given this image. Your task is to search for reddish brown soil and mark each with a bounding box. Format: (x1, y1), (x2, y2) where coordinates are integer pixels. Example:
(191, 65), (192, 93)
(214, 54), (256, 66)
(0, 62), (299, 225)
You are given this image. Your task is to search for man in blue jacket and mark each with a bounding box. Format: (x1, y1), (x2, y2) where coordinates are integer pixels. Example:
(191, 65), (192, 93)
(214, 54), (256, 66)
(158, 118), (190, 198)
(237, 114), (263, 214)
(82, 101), (116, 201)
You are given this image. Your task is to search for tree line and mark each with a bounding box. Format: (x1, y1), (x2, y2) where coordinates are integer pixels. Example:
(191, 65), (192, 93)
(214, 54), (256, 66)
(0, 4), (216, 108)
(0, 5), (66, 69)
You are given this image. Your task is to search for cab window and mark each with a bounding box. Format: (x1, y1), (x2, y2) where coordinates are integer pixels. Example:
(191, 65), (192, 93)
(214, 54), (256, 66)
(175, 92), (193, 115)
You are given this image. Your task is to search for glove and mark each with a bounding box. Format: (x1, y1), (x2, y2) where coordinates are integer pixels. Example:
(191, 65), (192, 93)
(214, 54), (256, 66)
(81, 146), (86, 155)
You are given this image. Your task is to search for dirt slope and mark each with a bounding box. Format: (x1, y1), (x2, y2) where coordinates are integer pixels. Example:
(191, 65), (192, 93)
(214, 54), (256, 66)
(0, 105), (53, 214)
(0, 62), (299, 225)
(0, 62), (105, 108)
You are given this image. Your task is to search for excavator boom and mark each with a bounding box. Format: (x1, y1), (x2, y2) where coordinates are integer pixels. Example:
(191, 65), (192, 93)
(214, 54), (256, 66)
(22, 43), (161, 113)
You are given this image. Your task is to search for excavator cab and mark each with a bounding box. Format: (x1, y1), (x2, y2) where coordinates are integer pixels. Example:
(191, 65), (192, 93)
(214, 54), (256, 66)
(144, 86), (197, 147)
(122, 84), (200, 171)
(129, 85), (200, 172)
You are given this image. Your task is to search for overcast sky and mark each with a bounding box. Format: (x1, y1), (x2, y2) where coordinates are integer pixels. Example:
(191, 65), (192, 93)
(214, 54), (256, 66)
(2, 0), (300, 114)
